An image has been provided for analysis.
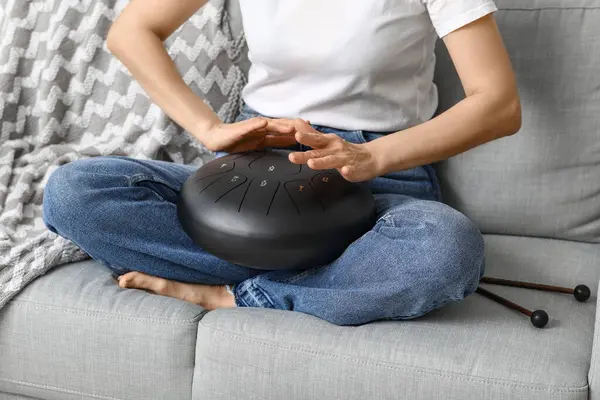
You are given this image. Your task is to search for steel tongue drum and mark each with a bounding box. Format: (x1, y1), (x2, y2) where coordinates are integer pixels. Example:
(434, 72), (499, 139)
(177, 149), (376, 270)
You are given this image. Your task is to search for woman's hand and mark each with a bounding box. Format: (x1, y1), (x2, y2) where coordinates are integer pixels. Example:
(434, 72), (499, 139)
(202, 118), (298, 153)
(289, 129), (382, 182)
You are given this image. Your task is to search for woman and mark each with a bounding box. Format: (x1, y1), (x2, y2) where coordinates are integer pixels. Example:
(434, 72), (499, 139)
(43, 0), (521, 325)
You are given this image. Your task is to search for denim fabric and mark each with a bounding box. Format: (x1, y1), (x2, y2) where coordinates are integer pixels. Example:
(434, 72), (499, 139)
(42, 106), (485, 326)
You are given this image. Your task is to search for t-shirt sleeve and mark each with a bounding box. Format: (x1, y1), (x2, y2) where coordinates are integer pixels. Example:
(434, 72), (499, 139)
(421, 0), (498, 38)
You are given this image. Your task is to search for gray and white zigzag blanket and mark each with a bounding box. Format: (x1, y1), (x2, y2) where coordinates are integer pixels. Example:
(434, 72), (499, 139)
(0, 0), (248, 308)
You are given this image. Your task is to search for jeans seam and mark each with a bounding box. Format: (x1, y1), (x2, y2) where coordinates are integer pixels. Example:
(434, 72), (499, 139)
(389, 295), (462, 320)
(235, 280), (277, 309)
(271, 265), (325, 284)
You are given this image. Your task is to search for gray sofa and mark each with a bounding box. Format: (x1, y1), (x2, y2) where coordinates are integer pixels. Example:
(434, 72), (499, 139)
(1, 0), (600, 399)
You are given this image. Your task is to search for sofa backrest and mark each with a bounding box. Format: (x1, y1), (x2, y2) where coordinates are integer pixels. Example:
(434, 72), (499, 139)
(434, 0), (600, 243)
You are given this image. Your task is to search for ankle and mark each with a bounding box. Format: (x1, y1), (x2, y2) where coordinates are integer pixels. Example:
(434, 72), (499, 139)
(218, 285), (237, 308)
(200, 285), (236, 310)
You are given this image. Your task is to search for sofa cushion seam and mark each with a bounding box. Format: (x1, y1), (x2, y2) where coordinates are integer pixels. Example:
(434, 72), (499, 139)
(588, 282), (600, 387)
(9, 300), (204, 324)
(0, 377), (124, 400)
(198, 321), (588, 393)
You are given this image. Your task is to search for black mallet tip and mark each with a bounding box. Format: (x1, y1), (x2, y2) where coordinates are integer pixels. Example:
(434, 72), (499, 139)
(574, 285), (591, 302)
(531, 310), (549, 328)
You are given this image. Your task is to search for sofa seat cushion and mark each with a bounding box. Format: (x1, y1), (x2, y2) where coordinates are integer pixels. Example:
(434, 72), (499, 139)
(193, 235), (600, 400)
(0, 393), (39, 400)
(0, 260), (205, 400)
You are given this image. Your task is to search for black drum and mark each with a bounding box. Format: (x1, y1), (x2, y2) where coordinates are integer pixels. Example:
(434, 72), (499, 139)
(177, 150), (376, 270)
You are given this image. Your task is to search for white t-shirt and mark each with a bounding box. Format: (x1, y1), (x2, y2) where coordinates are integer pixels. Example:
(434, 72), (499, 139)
(238, 0), (497, 132)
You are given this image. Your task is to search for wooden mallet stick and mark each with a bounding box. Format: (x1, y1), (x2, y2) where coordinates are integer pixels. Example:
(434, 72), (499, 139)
(475, 287), (549, 328)
(480, 277), (591, 302)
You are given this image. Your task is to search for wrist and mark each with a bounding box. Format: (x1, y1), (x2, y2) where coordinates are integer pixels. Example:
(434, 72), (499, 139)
(363, 138), (392, 177)
(194, 115), (222, 142)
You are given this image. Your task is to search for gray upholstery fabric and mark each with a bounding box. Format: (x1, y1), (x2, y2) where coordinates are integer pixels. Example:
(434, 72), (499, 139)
(0, 393), (40, 400)
(434, 0), (600, 243)
(0, 260), (205, 400)
(193, 235), (599, 400)
(591, 288), (600, 400)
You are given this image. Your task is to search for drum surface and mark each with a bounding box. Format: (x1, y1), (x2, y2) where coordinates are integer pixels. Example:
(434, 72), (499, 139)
(177, 150), (376, 270)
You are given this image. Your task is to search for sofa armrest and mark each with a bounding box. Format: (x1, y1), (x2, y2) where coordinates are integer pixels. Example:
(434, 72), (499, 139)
(589, 282), (600, 400)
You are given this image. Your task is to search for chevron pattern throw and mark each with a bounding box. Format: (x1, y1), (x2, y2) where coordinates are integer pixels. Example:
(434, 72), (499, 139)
(0, 0), (248, 307)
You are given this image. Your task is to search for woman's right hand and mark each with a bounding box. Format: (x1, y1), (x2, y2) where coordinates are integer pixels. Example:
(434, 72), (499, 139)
(201, 117), (299, 153)
(108, 0), (300, 155)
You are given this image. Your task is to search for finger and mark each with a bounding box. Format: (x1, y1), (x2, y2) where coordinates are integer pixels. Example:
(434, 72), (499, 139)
(270, 118), (316, 134)
(288, 148), (335, 164)
(233, 118), (269, 136)
(264, 119), (296, 135)
(295, 131), (334, 148)
(242, 123), (295, 140)
(340, 165), (361, 182)
(307, 154), (349, 170)
(275, 118), (309, 127)
(292, 118), (316, 133)
(274, 119), (299, 128)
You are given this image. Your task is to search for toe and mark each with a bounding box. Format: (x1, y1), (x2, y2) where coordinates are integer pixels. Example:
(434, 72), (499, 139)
(118, 271), (168, 294)
(118, 271), (138, 289)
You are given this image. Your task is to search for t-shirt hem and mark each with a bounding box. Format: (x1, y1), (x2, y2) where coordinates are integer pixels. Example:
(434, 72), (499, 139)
(435, 3), (498, 38)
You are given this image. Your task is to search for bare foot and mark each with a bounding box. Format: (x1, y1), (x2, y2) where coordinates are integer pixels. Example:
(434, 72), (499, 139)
(117, 271), (236, 310)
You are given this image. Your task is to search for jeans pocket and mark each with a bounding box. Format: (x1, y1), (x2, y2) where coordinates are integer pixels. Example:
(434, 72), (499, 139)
(129, 174), (180, 203)
(335, 130), (367, 145)
(353, 131), (368, 144)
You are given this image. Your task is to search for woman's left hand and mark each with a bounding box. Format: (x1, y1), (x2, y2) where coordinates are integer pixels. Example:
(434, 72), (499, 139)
(288, 128), (383, 182)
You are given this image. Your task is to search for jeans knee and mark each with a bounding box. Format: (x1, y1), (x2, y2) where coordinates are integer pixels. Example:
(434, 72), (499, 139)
(43, 159), (99, 235)
(437, 209), (485, 295)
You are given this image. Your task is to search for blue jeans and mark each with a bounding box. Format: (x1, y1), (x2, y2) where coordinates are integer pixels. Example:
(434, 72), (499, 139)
(42, 107), (485, 326)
